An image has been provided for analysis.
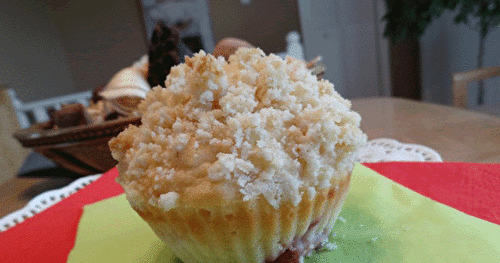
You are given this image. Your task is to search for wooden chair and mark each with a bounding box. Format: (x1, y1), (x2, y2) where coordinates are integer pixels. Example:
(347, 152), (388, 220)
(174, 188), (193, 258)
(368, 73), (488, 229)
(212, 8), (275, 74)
(0, 87), (31, 184)
(452, 66), (500, 116)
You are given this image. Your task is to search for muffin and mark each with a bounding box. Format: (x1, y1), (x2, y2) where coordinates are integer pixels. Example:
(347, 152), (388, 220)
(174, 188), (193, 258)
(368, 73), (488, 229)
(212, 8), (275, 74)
(109, 48), (366, 263)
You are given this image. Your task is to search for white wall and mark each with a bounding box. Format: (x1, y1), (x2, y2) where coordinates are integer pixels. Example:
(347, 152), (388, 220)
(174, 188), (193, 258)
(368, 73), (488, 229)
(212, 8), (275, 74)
(46, 0), (147, 95)
(421, 11), (500, 106)
(208, 0), (301, 54)
(0, 0), (147, 103)
(297, 0), (389, 99)
(0, 0), (76, 102)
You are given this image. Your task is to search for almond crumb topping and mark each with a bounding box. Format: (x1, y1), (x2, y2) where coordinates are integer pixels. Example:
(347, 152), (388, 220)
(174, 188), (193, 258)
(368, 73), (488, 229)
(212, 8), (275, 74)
(110, 48), (366, 210)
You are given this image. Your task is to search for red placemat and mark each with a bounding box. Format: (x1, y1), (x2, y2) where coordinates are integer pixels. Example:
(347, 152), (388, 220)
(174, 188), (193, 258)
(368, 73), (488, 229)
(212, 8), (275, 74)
(0, 168), (123, 263)
(363, 162), (500, 225)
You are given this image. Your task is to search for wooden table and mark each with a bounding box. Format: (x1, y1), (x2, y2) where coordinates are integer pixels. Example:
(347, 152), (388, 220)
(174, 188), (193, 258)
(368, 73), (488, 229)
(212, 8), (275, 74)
(0, 177), (74, 219)
(352, 97), (500, 163)
(1, 97), (500, 219)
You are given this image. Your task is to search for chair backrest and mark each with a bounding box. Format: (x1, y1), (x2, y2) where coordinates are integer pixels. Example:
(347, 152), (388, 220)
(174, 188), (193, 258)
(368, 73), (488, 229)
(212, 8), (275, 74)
(7, 89), (92, 129)
(452, 66), (500, 108)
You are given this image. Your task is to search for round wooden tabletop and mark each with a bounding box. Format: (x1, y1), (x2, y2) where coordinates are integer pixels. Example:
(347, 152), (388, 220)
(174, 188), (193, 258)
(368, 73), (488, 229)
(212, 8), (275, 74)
(352, 97), (500, 163)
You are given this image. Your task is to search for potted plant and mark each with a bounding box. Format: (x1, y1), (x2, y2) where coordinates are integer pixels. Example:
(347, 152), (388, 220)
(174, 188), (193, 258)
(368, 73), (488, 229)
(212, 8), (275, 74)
(382, 1), (448, 100)
(382, 0), (500, 102)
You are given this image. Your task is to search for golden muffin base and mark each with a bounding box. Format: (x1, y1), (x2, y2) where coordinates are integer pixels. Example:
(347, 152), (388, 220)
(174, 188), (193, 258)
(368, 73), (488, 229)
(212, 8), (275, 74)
(126, 172), (351, 263)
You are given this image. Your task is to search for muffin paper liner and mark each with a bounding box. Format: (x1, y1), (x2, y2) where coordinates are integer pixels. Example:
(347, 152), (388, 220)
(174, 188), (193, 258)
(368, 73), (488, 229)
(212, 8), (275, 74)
(133, 173), (351, 263)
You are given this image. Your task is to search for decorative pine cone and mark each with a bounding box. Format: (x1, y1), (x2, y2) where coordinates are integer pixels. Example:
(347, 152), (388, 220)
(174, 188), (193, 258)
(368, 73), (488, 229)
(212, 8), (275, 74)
(147, 21), (192, 88)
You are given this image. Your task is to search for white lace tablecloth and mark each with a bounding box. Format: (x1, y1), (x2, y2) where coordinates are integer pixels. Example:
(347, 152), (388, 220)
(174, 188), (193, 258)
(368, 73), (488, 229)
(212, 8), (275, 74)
(0, 138), (442, 232)
(355, 138), (442, 163)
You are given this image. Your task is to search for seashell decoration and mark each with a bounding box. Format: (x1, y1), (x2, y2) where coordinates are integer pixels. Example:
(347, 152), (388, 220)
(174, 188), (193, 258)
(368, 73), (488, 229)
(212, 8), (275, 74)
(306, 56), (326, 79)
(131, 54), (149, 77)
(212, 38), (255, 60)
(99, 65), (151, 115)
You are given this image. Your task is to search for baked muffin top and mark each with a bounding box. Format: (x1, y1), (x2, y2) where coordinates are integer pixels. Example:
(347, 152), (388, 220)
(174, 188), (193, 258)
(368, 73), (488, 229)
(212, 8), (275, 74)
(109, 48), (366, 211)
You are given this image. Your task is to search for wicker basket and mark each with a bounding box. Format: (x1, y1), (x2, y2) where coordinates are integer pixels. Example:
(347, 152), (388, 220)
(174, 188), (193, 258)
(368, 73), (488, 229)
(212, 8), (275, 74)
(14, 116), (141, 176)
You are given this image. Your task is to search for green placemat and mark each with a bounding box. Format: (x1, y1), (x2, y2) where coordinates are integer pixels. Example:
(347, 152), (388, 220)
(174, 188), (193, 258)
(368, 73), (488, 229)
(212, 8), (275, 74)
(68, 164), (500, 262)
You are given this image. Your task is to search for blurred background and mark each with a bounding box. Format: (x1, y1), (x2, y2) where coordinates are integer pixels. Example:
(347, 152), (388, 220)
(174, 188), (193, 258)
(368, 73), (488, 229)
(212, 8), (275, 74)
(0, 0), (499, 198)
(1, 0), (499, 104)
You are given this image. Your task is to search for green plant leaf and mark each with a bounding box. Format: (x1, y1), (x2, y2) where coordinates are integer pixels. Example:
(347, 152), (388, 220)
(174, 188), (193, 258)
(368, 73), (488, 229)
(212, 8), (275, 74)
(381, 0), (500, 41)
